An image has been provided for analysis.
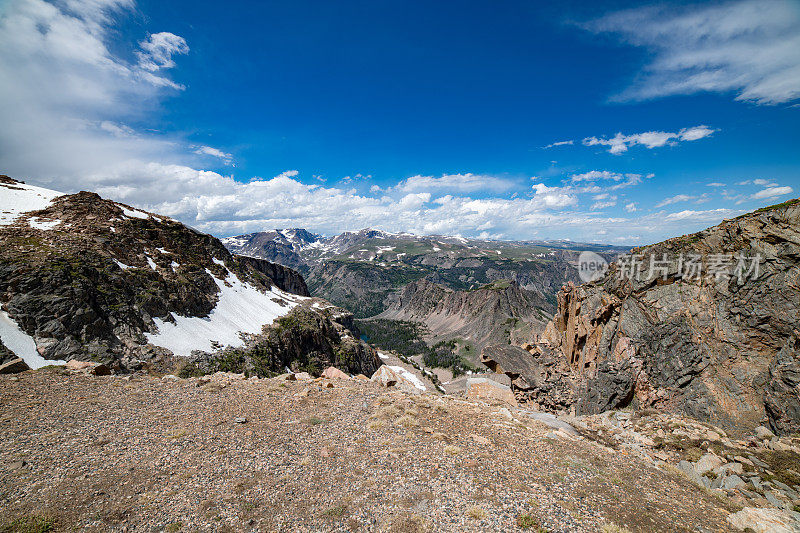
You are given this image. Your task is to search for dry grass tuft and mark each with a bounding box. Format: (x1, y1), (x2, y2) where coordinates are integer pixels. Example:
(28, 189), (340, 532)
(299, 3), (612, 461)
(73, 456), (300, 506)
(443, 445), (462, 455)
(395, 415), (419, 428)
(465, 506), (487, 520)
(601, 524), (633, 533)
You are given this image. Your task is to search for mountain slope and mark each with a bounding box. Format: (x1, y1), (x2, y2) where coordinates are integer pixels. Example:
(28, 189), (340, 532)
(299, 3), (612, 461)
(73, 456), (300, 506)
(376, 279), (551, 355)
(488, 198), (800, 435)
(0, 176), (378, 376)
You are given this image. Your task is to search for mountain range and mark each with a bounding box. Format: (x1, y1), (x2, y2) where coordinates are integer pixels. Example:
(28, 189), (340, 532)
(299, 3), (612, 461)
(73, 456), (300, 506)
(222, 228), (629, 361)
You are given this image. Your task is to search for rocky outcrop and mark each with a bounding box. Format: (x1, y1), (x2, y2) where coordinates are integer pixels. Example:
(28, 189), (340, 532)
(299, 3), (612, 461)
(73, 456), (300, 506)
(191, 307), (381, 378)
(378, 279), (551, 352)
(236, 255), (310, 296)
(514, 199), (800, 435)
(0, 357), (29, 374)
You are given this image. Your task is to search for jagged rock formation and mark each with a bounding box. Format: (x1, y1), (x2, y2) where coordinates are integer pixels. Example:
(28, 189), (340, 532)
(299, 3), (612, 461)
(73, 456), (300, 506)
(495, 199), (800, 435)
(0, 177), (377, 375)
(377, 279), (551, 353)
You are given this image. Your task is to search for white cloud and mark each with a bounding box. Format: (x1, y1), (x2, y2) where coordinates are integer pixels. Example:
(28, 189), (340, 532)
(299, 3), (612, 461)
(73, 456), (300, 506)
(591, 194), (618, 210)
(583, 126), (716, 154)
(193, 145), (233, 165)
(751, 186), (794, 200)
(665, 208), (738, 221)
(585, 0), (800, 105)
(569, 171), (650, 193)
(706, 182), (726, 187)
(656, 194), (697, 208)
(739, 178), (778, 186)
(531, 183), (577, 208)
(543, 140), (574, 149)
(625, 202), (637, 212)
(571, 170), (625, 182)
(393, 173), (515, 194)
(136, 32), (189, 74)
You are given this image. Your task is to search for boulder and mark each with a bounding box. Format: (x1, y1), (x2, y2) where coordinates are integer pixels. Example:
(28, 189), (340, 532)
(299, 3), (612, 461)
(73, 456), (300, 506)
(481, 344), (542, 389)
(371, 365), (401, 388)
(285, 371), (312, 381)
(755, 425), (776, 440)
(464, 377), (517, 406)
(695, 453), (724, 475)
(722, 474), (745, 490)
(65, 360), (110, 376)
(322, 366), (350, 380)
(0, 358), (29, 374)
(370, 365), (422, 394)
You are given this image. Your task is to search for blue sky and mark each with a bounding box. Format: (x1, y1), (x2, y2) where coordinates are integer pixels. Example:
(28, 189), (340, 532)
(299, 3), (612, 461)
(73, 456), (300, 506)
(0, 0), (798, 243)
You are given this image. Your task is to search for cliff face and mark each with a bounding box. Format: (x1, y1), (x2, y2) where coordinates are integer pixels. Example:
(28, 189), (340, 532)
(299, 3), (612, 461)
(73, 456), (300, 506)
(235, 255), (310, 296)
(521, 199), (800, 435)
(377, 279), (551, 353)
(0, 177), (377, 375)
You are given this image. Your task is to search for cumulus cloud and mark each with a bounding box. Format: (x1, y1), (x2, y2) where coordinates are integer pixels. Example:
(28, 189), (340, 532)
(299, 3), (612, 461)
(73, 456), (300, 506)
(625, 202), (637, 212)
(751, 186), (794, 200)
(584, 0), (800, 105)
(583, 126), (716, 154)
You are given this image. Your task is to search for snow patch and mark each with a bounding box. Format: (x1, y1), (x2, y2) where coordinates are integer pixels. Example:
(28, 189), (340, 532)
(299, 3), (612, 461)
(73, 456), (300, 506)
(170, 261), (180, 271)
(28, 217), (61, 231)
(113, 259), (132, 270)
(378, 352), (389, 360)
(119, 205), (149, 219)
(0, 310), (66, 369)
(156, 247), (169, 254)
(388, 365), (426, 391)
(212, 257), (226, 267)
(145, 272), (303, 356)
(146, 256), (158, 271)
(0, 182), (62, 226)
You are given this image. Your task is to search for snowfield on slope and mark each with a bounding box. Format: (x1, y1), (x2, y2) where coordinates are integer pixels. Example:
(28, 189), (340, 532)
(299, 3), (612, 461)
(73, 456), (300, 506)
(0, 181), (62, 225)
(145, 271), (307, 356)
(0, 310), (66, 369)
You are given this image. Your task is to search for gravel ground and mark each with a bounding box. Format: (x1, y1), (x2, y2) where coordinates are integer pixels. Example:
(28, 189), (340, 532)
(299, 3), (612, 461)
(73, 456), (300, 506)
(0, 370), (739, 532)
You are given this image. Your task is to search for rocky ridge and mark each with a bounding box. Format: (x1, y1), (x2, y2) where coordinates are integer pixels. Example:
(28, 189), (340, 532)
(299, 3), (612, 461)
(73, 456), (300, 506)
(0, 176), (377, 376)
